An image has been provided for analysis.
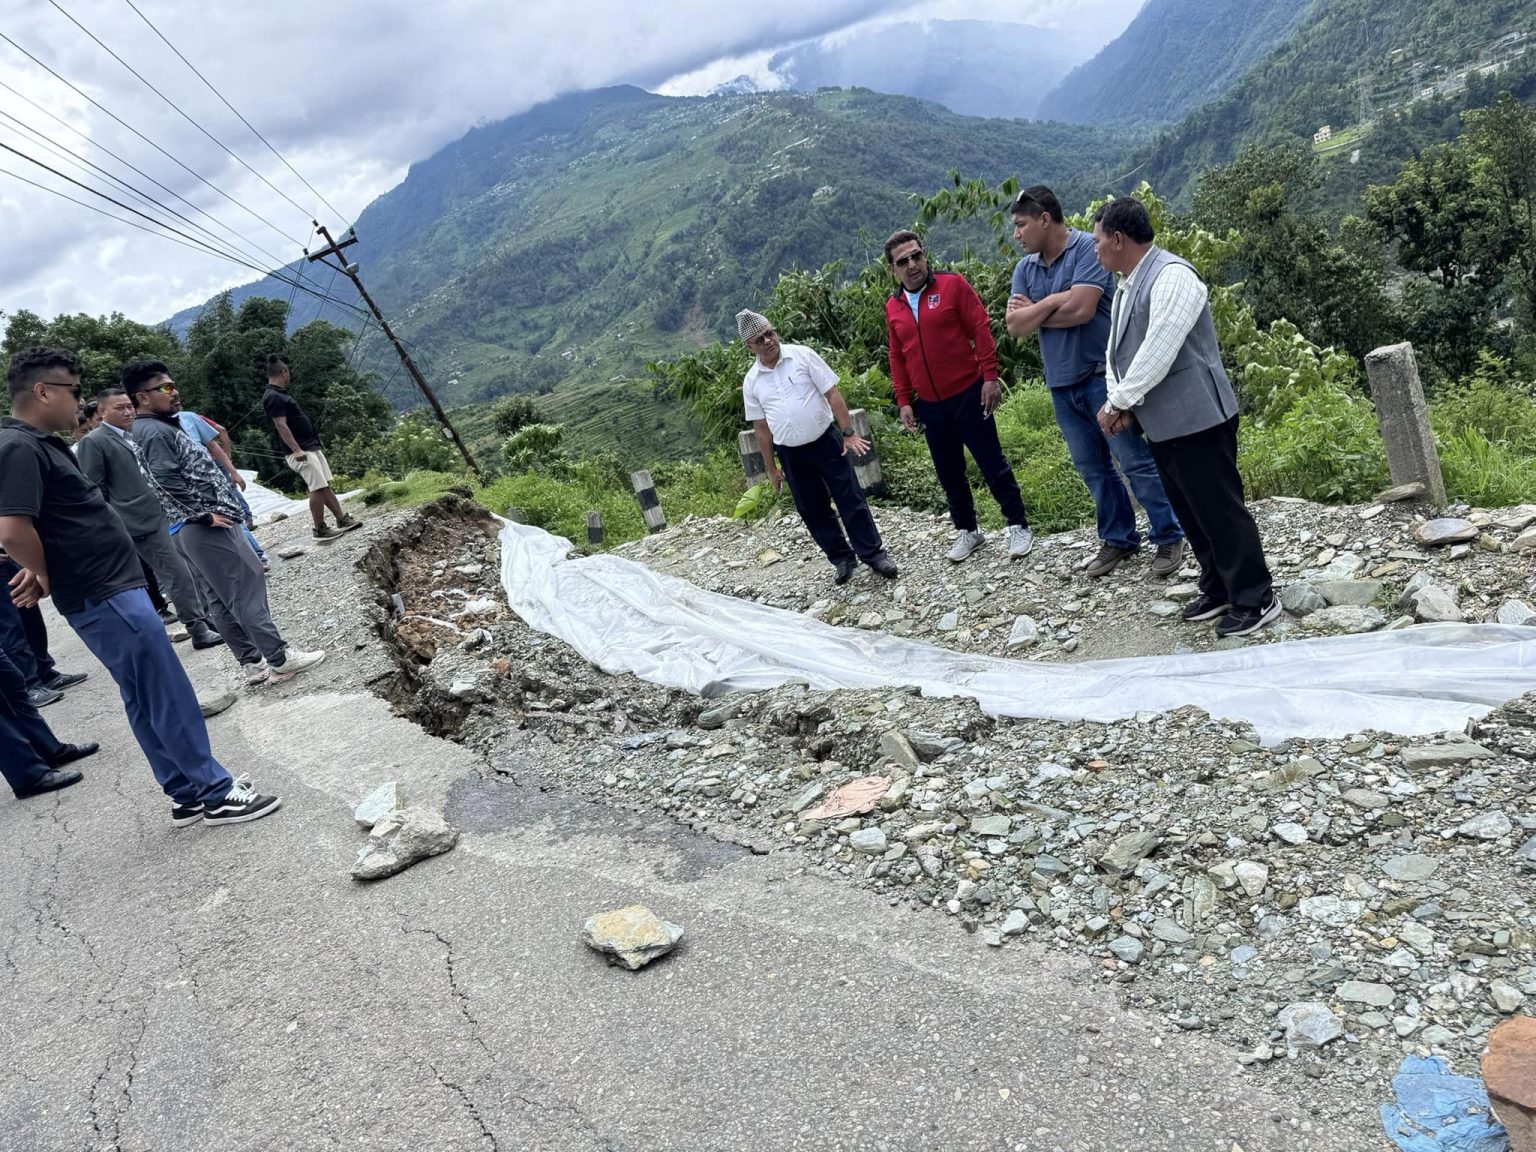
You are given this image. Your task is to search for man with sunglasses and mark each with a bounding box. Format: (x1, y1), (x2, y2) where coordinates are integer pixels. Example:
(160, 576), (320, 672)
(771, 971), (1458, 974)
(883, 231), (1034, 563)
(737, 310), (898, 585)
(0, 346), (280, 822)
(124, 359), (325, 688)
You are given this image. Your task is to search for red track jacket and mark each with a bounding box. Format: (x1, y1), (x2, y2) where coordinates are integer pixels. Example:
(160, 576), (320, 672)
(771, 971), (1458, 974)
(884, 271), (1000, 408)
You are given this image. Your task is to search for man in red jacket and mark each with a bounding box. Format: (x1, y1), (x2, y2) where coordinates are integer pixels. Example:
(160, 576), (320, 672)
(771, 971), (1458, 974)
(884, 231), (1034, 562)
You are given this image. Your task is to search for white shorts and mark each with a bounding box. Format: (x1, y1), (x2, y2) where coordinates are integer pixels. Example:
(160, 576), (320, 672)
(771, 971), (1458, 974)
(286, 448), (333, 492)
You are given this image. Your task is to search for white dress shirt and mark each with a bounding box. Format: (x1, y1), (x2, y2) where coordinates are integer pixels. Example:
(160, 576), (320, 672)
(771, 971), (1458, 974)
(1105, 252), (1208, 411)
(742, 343), (839, 448)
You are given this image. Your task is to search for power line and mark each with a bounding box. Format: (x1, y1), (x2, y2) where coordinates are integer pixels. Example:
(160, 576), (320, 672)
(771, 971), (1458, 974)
(46, 0), (320, 225)
(0, 143), (372, 324)
(0, 78), (293, 271)
(118, 0), (347, 225)
(0, 29), (305, 247)
(0, 107), (272, 270)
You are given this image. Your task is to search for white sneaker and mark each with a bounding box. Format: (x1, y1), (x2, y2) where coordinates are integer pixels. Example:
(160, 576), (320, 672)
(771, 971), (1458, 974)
(946, 529), (986, 562)
(243, 661), (270, 686)
(266, 648), (326, 683)
(1006, 524), (1035, 558)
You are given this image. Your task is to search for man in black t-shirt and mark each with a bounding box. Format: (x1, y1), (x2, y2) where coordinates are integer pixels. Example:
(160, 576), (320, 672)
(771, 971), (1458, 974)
(0, 346), (281, 824)
(261, 354), (361, 542)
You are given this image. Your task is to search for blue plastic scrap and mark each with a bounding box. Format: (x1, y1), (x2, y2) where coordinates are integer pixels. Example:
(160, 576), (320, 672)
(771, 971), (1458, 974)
(1380, 1055), (1510, 1152)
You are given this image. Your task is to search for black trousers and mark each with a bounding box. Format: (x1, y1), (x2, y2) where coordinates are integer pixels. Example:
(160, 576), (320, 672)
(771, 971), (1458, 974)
(914, 378), (1029, 531)
(775, 426), (884, 566)
(1146, 416), (1272, 610)
(0, 556), (56, 687)
(0, 644), (63, 796)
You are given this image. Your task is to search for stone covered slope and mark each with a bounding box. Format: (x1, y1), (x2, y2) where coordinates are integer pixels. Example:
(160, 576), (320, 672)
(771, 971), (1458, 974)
(374, 494), (1535, 1125)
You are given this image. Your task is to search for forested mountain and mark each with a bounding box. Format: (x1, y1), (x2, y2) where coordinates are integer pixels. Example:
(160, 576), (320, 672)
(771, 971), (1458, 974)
(1037, 0), (1312, 125)
(1137, 0), (1536, 201)
(765, 20), (1096, 120)
(168, 86), (1127, 456)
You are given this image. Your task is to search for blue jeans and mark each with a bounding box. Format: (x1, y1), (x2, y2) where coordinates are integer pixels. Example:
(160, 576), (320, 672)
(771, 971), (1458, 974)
(1051, 376), (1182, 550)
(0, 556), (56, 688)
(66, 588), (234, 808)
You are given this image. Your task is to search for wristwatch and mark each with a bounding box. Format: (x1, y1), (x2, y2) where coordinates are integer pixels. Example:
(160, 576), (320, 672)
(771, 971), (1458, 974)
(841, 426), (855, 437)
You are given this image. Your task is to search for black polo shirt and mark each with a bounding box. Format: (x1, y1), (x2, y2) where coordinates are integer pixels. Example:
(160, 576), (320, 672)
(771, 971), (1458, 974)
(262, 385), (321, 450)
(0, 417), (143, 615)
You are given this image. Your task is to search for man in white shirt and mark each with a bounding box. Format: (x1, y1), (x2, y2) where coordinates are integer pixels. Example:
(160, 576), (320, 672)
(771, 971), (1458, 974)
(1092, 198), (1279, 638)
(738, 309), (898, 585)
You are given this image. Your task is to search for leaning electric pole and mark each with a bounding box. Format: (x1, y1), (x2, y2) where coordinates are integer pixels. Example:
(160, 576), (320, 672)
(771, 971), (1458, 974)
(306, 223), (483, 480)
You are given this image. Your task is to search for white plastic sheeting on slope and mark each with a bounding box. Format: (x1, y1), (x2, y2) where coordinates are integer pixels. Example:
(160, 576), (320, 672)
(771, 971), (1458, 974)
(498, 520), (1536, 743)
(238, 470), (309, 525)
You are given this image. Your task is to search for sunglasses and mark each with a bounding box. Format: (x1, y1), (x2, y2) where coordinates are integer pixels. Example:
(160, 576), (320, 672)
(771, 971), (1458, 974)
(748, 330), (777, 346)
(143, 382), (177, 395)
(893, 250), (926, 269)
(38, 379), (82, 399)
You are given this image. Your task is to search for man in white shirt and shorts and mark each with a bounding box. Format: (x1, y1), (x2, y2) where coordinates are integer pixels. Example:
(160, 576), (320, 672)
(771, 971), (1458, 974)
(738, 309), (897, 585)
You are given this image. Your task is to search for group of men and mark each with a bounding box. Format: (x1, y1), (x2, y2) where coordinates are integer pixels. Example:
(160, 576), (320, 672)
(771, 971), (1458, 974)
(0, 348), (359, 826)
(739, 192), (1280, 640)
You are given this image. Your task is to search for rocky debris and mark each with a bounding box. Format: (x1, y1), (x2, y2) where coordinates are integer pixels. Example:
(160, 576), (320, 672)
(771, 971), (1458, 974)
(354, 781), (403, 828)
(1499, 600), (1536, 627)
(374, 497), (1536, 1114)
(581, 905), (683, 970)
(1484, 1015), (1536, 1152)
(1299, 606), (1387, 634)
(1007, 614), (1039, 648)
(197, 691), (237, 718)
(1278, 1002), (1344, 1052)
(276, 545), (306, 560)
(351, 807), (459, 880)
(1411, 584), (1463, 623)
(1280, 583), (1327, 616)
(1376, 482), (1428, 503)
(1416, 519), (1479, 546)
(1313, 580), (1383, 607)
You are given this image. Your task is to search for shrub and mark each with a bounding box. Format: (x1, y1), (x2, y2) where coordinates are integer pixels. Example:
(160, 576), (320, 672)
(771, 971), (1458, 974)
(1239, 386), (1389, 502)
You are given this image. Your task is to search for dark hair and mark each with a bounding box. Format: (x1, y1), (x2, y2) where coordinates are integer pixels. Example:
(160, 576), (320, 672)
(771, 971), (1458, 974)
(1092, 198), (1155, 244)
(76, 410), (90, 427)
(96, 387), (127, 402)
(1010, 185), (1064, 224)
(121, 359), (171, 403)
(6, 345), (81, 398)
(883, 229), (923, 263)
(81, 400), (99, 422)
(265, 353), (287, 377)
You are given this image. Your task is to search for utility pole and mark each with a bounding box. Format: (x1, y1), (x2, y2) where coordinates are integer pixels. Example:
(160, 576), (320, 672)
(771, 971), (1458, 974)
(306, 223), (482, 479)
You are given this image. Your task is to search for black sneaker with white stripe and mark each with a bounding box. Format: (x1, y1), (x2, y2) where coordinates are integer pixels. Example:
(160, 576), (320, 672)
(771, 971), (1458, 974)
(202, 775), (282, 826)
(1214, 593), (1284, 638)
(171, 802), (204, 827)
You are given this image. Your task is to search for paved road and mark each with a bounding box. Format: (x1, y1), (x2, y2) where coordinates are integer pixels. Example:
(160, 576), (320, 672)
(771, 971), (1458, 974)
(2, 617), (1388, 1152)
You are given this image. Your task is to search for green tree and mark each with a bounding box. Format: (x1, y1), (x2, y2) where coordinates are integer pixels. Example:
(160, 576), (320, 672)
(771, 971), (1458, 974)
(489, 394), (542, 436)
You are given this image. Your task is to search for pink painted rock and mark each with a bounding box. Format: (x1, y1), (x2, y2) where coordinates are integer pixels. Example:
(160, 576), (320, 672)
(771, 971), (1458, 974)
(1483, 1014), (1536, 1152)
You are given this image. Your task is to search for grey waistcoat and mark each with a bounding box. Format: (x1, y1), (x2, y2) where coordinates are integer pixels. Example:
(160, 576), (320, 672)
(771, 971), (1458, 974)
(75, 424), (167, 538)
(1108, 246), (1237, 442)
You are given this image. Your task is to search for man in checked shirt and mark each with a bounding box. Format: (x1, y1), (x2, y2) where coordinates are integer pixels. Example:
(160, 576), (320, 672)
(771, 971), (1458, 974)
(1091, 198), (1280, 639)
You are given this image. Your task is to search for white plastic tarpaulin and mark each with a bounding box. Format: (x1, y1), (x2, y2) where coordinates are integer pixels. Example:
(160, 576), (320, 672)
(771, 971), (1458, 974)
(497, 520), (1536, 743)
(238, 470), (309, 525)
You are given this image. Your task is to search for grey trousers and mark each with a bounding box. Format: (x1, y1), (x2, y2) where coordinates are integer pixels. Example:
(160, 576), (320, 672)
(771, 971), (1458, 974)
(134, 527), (208, 626)
(174, 523), (287, 667)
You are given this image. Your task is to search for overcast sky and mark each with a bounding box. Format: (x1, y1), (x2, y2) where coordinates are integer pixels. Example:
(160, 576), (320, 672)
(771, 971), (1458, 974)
(0, 0), (1141, 325)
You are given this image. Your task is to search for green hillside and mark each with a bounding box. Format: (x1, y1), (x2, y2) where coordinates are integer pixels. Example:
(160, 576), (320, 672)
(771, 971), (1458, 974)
(1037, 0), (1311, 125)
(1138, 0), (1536, 201)
(170, 86), (1130, 462)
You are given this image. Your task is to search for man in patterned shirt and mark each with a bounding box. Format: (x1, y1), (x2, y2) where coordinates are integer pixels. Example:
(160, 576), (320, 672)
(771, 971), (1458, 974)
(124, 360), (326, 686)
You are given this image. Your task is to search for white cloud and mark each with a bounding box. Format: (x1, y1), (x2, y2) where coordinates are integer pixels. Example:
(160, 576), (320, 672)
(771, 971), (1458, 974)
(0, 0), (1139, 323)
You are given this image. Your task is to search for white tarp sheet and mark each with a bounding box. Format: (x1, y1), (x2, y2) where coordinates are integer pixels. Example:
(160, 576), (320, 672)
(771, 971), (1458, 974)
(498, 520), (1536, 743)
(238, 470), (310, 525)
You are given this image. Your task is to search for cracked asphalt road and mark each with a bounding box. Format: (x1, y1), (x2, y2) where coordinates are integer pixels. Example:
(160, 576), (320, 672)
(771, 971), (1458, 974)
(1, 613), (1390, 1152)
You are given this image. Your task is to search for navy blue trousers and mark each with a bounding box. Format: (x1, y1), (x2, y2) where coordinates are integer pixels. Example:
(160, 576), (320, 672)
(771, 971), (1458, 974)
(0, 556), (56, 688)
(66, 588), (234, 808)
(775, 426), (884, 566)
(0, 643), (63, 796)
(913, 379), (1030, 532)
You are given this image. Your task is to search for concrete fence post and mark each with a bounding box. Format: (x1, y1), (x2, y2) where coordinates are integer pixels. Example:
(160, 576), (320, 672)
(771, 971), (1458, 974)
(1363, 342), (1446, 505)
(586, 510), (604, 546)
(847, 408), (885, 497)
(630, 470), (666, 534)
(737, 430), (768, 487)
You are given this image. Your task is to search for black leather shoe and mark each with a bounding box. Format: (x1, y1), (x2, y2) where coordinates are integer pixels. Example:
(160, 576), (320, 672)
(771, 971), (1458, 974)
(14, 768), (84, 799)
(833, 559), (856, 585)
(866, 553), (899, 579)
(190, 624), (226, 650)
(43, 670), (88, 691)
(47, 742), (99, 768)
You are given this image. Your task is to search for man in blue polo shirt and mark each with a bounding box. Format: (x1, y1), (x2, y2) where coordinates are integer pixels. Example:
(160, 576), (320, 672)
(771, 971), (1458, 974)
(1005, 185), (1185, 581)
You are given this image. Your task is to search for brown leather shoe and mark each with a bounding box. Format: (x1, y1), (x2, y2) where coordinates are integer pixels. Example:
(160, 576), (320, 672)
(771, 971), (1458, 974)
(1084, 542), (1138, 578)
